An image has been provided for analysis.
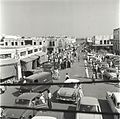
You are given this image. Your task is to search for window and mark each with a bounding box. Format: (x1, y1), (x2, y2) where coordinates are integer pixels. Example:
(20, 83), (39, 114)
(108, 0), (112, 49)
(28, 50), (33, 54)
(34, 42), (36, 45)
(49, 41), (52, 46)
(20, 51), (26, 56)
(15, 42), (18, 45)
(79, 104), (97, 112)
(0, 54), (11, 59)
(21, 42), (23, 45)
(39, 42), (42, 45)
(53, 41), (55, 46)
(104, 40), (106, 44)
(100, 40), (102, 44)
(107, 40), (109, 44)
(11, 42), (14, 46)
(34, 49), (38, 52)
(5, 42), (8, 46)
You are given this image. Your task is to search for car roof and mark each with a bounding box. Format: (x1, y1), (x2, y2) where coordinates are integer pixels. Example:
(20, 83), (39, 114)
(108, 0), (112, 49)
(64, 79), (80, 83)
(80, 97), (99, 105)
(25, 72), (51, 80)
(112, 92), (120, 103)
(32, 116), (56, 119)
(17, 93), (41, 100)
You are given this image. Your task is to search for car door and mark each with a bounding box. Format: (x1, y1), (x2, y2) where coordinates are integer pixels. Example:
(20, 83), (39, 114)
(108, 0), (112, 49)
(110, 95), (116, 113)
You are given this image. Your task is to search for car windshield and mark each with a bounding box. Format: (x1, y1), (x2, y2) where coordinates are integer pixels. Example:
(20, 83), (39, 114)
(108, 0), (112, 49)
(80, 104), (97, 112)
(63, 84), (75, 88)
(15, 99), (30, 105)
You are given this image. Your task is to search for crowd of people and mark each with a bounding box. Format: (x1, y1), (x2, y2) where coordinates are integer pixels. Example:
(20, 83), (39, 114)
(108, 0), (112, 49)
(84, 49), (119, 82)
(47, 47), (79, 80)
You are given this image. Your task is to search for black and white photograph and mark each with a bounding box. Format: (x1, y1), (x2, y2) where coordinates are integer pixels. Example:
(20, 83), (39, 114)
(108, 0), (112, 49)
(0, 0), (120, 119)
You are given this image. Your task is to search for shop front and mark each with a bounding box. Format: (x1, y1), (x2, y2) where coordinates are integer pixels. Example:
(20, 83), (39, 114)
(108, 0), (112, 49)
(0, 59), (18, 83)
(20, 55), (39, 77)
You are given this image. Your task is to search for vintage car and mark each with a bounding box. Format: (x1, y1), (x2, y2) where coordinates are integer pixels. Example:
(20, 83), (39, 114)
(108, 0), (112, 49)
(76, 96), (103, 119)
(106, 91), (120, 119)
(3, 93), (48, 119)
(19, 72), (53, 93)
(32, 111), (64, 119)
(32, 116), (56, 119)
(56, 79), (83, 103)
(103, 67), (118, 80)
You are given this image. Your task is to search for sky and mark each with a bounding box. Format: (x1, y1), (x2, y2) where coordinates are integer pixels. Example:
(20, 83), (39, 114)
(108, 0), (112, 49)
(0, 0), (119, 37)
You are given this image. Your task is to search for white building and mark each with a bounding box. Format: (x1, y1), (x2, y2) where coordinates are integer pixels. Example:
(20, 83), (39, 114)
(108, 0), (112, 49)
(91, 35), (113, 52)
(0, 35), (48, 83)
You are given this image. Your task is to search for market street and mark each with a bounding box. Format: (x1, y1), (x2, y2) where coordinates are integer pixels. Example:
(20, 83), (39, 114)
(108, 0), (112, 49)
(1, 46), (119, 119)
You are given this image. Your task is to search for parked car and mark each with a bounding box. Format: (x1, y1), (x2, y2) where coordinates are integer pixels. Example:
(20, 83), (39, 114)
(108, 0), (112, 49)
(3, 93), (48, 119)
(32, 111), (64, 119)
(19, 72), (53, 93)
(76, 96), (103, 119)
(103, 67), (118, 80)
(0, 85), (6, 94)
(56, 79), (83, 103)
(32, 116), (56, 119)
(106, 91), (120, 119)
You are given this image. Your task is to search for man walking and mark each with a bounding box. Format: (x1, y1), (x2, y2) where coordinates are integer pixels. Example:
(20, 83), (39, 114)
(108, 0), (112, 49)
(47, 90), (52, 109)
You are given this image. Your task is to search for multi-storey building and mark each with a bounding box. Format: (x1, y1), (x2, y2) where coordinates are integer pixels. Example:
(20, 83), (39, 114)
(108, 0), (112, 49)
(91, 35), (113, 52)
(0, 35), (48, 83)
(112, 28), (120, 55)
(46, 36), (76, 54)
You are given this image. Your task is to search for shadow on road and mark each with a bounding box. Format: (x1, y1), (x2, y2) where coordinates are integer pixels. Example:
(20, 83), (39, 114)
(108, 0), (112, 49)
(63, 106), (76, 119)
(12, 89), (21, 97)
(98, 99), (114, 119)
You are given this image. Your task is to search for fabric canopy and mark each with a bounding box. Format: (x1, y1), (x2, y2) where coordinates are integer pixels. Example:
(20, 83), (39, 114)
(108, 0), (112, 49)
(0, 65), (16, 79)
(21, 55), (39, 63)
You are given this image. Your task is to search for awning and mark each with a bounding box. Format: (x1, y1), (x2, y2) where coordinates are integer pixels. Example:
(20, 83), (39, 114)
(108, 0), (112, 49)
(0, 59), (17, 66)
(0, 65), (16, 80)
(35, 52), (46, 57)
(21, 55), (39, 63)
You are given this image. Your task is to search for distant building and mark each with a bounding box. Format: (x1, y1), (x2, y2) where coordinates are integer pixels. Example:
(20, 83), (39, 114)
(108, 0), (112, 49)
(91, 35), (113, 52)
(46, 36), (76, 54)
(112, 28), (120, 55)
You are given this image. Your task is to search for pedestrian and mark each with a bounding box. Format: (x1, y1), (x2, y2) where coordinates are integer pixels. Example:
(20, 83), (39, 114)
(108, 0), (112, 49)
(84, 60), (87, 67)
(40, 93), (46, 103)
(95, 64), (98, 79)
(47, 90), (52, 109)
(116, 67), (119, 79)
(85, 67), (89, 78)
(92, 72), (95, 85)
(65, 73), (70, 80)
(64, 59), (66, 69)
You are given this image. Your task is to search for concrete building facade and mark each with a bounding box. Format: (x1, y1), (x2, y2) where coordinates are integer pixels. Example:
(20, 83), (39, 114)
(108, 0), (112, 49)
(113, 28), (120, 55)
(91, 35), (113, 52)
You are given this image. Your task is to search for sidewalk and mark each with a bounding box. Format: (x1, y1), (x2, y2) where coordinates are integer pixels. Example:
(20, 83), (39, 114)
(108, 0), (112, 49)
(57, 52), (91, 82)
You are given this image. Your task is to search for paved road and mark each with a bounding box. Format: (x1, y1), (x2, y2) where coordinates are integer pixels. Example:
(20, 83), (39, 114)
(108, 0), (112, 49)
(1, 46), (119, 119)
